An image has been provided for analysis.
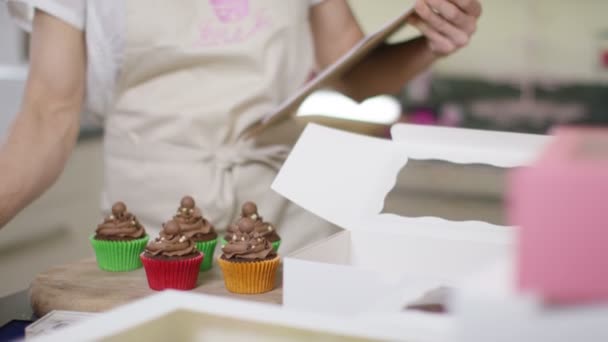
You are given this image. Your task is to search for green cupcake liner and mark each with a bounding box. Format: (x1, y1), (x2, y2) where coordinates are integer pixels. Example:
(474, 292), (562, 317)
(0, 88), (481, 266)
(271, 240), (281, 252)
(89, 235), (149, 272)
(195, 238), (218, 272)
(220, 237), (281, 252)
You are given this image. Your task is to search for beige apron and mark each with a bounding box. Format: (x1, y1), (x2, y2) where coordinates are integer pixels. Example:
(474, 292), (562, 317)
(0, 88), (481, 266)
(101, 0), (338, 253)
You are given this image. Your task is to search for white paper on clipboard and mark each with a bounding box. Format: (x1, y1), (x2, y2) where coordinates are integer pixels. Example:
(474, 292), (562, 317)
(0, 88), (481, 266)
(244, 5), (415, 138)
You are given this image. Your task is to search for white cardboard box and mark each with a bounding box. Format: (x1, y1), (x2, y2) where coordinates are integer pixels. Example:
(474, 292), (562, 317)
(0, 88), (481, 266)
(27, 291), (416, 341)
(451, 258), (608, 342)
(273, 123), (549, 319)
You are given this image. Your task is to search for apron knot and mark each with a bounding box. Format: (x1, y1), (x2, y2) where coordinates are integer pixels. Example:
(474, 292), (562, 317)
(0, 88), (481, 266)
(205, 139), (291, 222)
(207, 139), (291, 171)
(212, 144), (246, 171)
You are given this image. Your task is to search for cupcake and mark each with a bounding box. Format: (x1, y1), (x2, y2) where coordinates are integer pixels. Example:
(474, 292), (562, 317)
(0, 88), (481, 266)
(90, 202), (149, 272)
(218, 217), (280, 294)
(140, 220), (203, 291)
(223, 201), (281, 252)
(173, 196), (218, 271)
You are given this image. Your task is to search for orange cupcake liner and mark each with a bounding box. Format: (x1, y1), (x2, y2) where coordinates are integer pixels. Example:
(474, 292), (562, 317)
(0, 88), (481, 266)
(218, 256), (280, 294)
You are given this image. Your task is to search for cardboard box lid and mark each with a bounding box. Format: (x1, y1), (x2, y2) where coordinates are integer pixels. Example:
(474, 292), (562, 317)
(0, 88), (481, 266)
(272, 123), (549, 235)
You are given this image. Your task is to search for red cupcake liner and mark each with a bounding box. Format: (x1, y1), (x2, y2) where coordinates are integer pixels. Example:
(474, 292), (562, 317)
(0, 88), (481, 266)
(140, 253), (203, 291)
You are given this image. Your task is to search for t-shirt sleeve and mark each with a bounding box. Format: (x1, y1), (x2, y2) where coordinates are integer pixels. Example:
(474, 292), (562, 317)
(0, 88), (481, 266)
(5, 0), (85, 32)
(309, 0), (325, 6)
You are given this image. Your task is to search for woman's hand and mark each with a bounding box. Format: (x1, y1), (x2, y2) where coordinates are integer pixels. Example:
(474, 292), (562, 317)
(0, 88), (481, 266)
(410, 0), (482, 56)
(310, 0), (479, 101)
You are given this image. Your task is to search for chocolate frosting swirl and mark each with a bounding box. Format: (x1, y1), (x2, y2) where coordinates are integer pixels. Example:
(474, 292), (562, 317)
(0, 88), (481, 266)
(145, 220), (197, 257)
(225, 201), (279, 241)
(253, 220), (277, 240)
(222, 218), (275, 260)
(173, 196), (215, 238)
(96, 202), (145, 239)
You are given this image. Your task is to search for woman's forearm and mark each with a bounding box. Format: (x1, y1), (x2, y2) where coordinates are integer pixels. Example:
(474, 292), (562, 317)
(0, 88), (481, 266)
(0, 9), (85, 229)
(338, 36), (438, 102)
(0, 106), (80, 227)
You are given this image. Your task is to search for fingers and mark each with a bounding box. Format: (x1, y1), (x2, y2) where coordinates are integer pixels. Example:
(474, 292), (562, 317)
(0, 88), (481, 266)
(412, 0), (481, 56)
(425, 0), (469, 28)
(425, 0), (477, 34)
(414, 0), (471, 48)
(450, 0), (482, 18)
(409, 14), (457, 55)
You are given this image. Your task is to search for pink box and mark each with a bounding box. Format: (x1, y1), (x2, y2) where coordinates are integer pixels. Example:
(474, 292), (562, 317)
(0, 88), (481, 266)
(509, 126), (608, 303)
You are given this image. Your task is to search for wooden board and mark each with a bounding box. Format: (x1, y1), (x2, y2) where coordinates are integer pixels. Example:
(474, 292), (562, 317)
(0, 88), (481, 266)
(30, 258), (282, 317)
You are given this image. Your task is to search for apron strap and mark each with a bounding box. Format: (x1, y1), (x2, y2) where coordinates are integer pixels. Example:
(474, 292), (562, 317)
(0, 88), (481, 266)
(105, 133), (291, 221)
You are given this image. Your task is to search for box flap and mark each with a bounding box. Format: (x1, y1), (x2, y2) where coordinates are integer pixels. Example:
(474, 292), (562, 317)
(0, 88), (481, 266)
(272, 123), (550, 232)
(390, 124), (549, 167)
(272, 123), (407, 230)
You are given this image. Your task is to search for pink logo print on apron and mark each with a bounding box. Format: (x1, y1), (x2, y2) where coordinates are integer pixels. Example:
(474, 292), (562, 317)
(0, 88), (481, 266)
(200, 0), (272, 46)
(210, 0), (249, 22)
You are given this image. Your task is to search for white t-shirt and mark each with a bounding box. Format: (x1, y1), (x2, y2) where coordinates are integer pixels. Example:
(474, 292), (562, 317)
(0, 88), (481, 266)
(5, 0), (324, 117)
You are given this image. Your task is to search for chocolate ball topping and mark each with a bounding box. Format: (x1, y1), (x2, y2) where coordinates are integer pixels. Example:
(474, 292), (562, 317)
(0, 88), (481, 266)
(180, 196), (195, 209)
(111, 202), (127, 216)
(164, 220), (181, 236)
(241, 201), (257, 216)
(238, 217), (255, 234)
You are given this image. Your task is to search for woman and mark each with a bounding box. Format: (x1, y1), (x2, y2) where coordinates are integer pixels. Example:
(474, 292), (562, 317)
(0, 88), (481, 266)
(0, 0), (481, 252)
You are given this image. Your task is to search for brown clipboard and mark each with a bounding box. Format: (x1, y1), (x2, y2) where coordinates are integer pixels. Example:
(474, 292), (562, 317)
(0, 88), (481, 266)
(244, 5), (415, 138)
